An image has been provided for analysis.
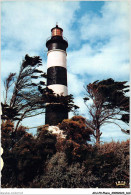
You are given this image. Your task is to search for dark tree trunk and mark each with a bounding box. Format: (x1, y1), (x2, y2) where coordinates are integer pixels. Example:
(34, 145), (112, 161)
(96, 127), (101, 145)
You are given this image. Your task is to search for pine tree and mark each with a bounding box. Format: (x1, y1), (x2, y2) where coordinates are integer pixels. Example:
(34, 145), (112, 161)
(84, 78), (129, 145)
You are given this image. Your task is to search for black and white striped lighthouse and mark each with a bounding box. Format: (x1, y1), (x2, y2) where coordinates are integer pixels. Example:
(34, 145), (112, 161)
(45, 25), (68, 125)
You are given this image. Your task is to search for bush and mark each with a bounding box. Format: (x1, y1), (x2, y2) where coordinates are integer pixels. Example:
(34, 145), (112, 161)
(59, 116), (93, 144)
(64, 139), (93, 164)
(100, 140), (130, 188)
(1, 123), (57, 187)
(1, 119), (129, 188)
(83, 140), (130, 188)
(30, 152), (98, 188)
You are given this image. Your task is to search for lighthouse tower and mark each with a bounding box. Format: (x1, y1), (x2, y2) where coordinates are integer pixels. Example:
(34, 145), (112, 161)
(45, 25), (68, 125)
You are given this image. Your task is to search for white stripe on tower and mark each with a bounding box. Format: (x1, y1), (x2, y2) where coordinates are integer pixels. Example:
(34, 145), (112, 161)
(47, 84), (68, 96)
(47, 50), (67, 68)
(47, 49), (68, 96)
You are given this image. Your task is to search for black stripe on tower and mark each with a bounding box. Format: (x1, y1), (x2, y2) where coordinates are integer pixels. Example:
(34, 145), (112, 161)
(47, 66), (67, 86)
(45, 104), (68, 126)
(46, 36), (68, 51)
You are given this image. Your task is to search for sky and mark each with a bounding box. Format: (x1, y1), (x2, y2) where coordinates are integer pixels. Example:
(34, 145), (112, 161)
(1, 0), (130, 143)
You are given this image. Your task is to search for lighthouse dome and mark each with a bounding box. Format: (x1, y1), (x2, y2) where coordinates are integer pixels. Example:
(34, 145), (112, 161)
(46, 24), (68, 51)
(51, 25), (63, 37)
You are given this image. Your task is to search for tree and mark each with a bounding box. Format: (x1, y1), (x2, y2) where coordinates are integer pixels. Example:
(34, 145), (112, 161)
(59, 116), (93, 163)
(59, 116), (93, 144)
(1, 54), (78, 130)
(30, 152), (98, 188)
(1, 121), (57, 187)
(83, 78), (129, 145)
(1, 55), (47, 130)
(1, 120), (33, 187)
(1, 120), (129, 188)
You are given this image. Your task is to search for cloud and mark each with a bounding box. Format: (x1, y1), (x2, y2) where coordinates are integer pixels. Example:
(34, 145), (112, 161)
(68, 72), (85, 96)
(1, 1), (80, 90)
(68, 38), (129, 82)
(79, 1), (130, 41)
(1, 0), (80, 100)
(1, 1), (80, 52)
(1, 0), (81, 131)
(2, 1), (129, 82)
(68, 1), (130, 82)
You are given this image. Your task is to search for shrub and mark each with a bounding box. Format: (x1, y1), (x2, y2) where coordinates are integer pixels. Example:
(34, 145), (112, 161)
(59, 116), (93, 144)
(1, 123), (57, 187)
(84, 140), (130, 188)
(1, 119), (129, 188)
(30, 152), (98, 188)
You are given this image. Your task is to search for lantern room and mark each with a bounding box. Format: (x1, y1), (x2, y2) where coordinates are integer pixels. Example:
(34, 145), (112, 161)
(51, 25), (63, 37)
(46, 24), (68, 51)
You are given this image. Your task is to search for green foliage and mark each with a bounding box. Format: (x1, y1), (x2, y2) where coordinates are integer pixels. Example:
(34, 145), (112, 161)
(88, 78), (129, 113)
(1, 55), (48, 130)
(30, 152), (98, 188)
(35, 125), (57, 161)
(58, 116), (93, 163)
(1, 123), (57, 187)
(99, 140), (130, 188)
(59, 116), (93, 144)
(64, 139), (93, 164)
(2, 54), (78, 130)
(32, 139), (129, 188)
(84, 78), (130, 144)
(1, 118), (129, 188)
(83, 140), (130, 188)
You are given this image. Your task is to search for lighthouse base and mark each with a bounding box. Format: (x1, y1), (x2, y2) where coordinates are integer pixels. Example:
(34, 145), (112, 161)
(45, 104), (68, 125)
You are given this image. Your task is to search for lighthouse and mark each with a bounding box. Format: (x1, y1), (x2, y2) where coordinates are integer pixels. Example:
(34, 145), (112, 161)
(45, 25), (68, 125)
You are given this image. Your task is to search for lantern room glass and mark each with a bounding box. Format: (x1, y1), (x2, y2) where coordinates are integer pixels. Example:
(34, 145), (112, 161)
(52, 28), (63, 37)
